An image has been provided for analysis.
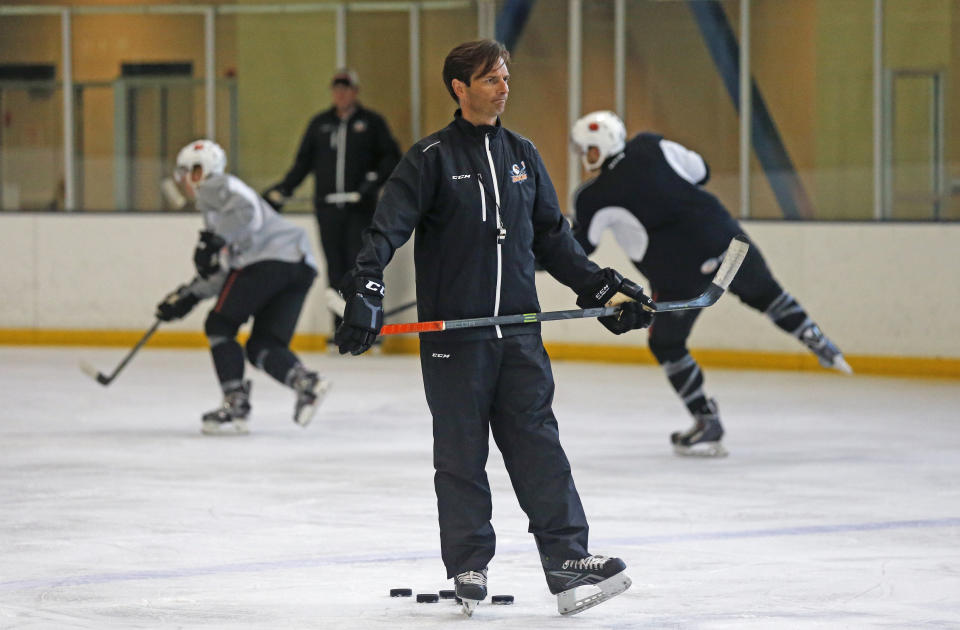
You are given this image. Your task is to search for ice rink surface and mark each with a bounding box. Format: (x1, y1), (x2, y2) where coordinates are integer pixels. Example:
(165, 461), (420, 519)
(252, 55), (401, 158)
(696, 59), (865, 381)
(1, 346), (958, 629)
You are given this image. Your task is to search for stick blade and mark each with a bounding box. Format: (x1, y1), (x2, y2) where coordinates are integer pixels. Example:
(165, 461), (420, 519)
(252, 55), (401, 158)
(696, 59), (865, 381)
(79, 361), (109, 386)
(713, 236), (750, 290)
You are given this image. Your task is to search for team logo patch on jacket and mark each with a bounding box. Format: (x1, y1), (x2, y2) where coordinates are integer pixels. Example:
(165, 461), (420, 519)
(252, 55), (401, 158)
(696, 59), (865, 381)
(352, 120), (367, 133)
(510, 161), (528, 183)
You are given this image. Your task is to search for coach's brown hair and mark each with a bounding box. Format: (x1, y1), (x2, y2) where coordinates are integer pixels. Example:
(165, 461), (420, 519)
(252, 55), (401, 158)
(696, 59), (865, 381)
(442, 39), (511, 104)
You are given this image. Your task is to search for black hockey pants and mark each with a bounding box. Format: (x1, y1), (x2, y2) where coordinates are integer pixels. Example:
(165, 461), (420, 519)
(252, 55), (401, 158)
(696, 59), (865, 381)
(420, 333), (590, 579)
(205, 259), (316, 389)
(648, 234), (784, 364)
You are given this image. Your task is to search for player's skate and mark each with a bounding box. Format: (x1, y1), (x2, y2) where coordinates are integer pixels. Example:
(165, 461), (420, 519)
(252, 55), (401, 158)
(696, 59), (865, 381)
(202, 381), (251, 435)
(454, 568), (487, 617)
(542, 554), (631, 616)
(288, 364), (330, 427)
(671, 398), (727, 457)
(799, 323), (852, 374)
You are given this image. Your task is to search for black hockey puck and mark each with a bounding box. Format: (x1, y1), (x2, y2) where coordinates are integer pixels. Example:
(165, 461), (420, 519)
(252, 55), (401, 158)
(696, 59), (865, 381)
(491, 594), (514, 605)
(416, 593), (440, 603)
(438, 589), (456, 599)
(389, 588), (413, 597)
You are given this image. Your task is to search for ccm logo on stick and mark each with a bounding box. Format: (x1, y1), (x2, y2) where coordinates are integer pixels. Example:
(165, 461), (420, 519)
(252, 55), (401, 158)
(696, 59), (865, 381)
(431, 353), (450, 359)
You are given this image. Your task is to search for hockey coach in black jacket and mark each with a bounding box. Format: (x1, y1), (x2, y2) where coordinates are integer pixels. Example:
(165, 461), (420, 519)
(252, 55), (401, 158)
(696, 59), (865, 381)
(335, 40), (653, 617)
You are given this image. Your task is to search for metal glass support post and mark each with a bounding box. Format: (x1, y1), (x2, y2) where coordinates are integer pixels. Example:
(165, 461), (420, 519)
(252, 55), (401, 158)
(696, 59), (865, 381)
(113, 80), (129, 210)
(61, 8), (76, 211)
(336, 4), (347, 68)
(477, 0), (495, 39)
(873, 0), (884, 220)
(409, 3), (421, 142)
(205, 7), (216, 140)
(567, 0), (582, 211)
(738, 0), (750, 219)
(614, 0), (626, 120)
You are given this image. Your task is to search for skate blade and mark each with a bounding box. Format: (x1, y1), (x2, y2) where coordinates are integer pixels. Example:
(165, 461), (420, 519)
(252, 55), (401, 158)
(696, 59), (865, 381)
(295, 380), (331, 427)
(557, 571), (632, 616)
(673, 441), (728, 458)
(201, 419), (249, 436)
(460, 598), (479, 617)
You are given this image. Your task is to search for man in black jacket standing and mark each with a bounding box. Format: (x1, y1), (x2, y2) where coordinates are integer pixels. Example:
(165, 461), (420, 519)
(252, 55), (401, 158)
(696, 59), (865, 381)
(265, 69), (400, 324)
(334, 40), (653, 617)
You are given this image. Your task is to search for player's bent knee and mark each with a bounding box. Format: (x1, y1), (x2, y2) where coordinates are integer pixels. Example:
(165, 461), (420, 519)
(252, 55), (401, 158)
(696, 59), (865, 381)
(204, 310), (240, 340)
(648, 339), (687, 365)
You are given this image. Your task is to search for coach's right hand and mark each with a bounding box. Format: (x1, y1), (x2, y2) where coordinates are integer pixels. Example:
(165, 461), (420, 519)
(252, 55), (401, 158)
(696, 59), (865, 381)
(334, 273), (384, 355)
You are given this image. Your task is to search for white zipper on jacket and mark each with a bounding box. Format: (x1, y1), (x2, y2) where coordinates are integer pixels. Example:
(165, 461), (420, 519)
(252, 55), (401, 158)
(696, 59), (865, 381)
(335, 120), (347, 207)
(484, 133), (503, 338)
(478, 179), (486, 222)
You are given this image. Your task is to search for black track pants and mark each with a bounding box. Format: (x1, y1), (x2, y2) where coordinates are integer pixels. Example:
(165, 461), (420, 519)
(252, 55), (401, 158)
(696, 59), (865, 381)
(316, 202), (375, 291)
(420, 334), (589, 578)
(648, 234), (784, 364)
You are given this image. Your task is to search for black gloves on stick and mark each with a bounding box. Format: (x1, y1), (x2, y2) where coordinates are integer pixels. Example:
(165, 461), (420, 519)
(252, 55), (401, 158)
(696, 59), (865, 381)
(194, 230), (225, 279)
(577, 268), (656, 335)
(156, 285), (200, 322)
(334, 272), (384, 355)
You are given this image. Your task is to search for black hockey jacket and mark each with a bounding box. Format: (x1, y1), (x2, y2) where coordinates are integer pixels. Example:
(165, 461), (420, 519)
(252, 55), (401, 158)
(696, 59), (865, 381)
(573, 132), (743, 297)
(277, 104), (401, 209)
(354, 110), (605, 342)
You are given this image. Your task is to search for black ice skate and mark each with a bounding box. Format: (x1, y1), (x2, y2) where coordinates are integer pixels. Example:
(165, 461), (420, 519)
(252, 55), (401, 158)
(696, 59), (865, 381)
(202, 381), (251, 435)
(671, 398), (727, 457)
(288, 365), (330, 427)
(453, 568), (487, 617)
(799, 323), (852, 374)
(542, 554), (631, 615)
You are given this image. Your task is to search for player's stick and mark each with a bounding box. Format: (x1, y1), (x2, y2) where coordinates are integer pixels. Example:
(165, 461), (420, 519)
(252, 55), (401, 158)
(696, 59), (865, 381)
(79, 320), (161, 386)
(379, 236), (748, 335)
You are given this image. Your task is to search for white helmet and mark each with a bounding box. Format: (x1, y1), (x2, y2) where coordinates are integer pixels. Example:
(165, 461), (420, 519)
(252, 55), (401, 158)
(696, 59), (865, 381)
(174, 139), (226, 183)
(570, 110), (626, 171)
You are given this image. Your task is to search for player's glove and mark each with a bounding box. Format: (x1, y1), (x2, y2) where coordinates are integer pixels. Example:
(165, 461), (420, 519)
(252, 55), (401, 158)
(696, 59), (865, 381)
(576, 267), (656, 335)
(262, 183), (289, 211)
(156, 285), (200, 322)
(193, 230), (225, 279)
(334, 272), (384, 356)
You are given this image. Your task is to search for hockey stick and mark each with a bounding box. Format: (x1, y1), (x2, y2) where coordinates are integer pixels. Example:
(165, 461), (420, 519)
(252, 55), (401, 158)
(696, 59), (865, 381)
(79, 320), (161, 386)
(377, 235), (748, 335)
(329, 236), (748, 337)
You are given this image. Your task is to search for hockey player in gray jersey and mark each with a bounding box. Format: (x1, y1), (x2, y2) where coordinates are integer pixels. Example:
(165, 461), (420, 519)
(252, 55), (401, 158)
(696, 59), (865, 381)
(570, 111), (850, 457)
(156, 139), (329, 435)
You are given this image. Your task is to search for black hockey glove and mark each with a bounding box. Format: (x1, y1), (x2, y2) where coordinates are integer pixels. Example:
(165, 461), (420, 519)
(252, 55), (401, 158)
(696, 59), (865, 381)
(193, 230), (226, 279)
(156, 285), (200, 322)
(262, 183), (289, 211)
(334, 273), (384, 356)
(576, 268), (656, 335)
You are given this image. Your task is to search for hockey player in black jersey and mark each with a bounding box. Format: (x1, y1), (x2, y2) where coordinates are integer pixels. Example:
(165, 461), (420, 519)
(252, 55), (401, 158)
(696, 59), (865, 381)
(155, 140), (329, 435)
(570, 111), (851, 457)
(335, 41), (647, 616)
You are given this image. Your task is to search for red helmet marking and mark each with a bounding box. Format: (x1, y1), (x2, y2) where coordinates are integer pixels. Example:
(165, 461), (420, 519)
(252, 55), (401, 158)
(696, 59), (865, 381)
(588, 122), (599, 131)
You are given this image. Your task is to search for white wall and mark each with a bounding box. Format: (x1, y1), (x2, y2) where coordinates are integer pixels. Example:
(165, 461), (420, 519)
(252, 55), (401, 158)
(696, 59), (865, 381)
(1, 214), (957, 359)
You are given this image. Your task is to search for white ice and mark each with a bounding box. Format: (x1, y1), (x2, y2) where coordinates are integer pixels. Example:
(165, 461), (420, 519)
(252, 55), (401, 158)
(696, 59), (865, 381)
(1, 346), (959, 629)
